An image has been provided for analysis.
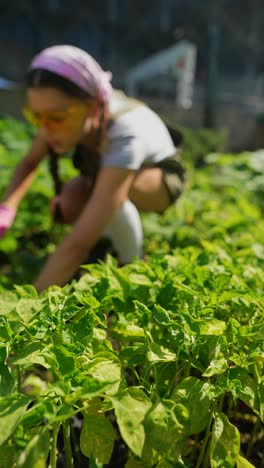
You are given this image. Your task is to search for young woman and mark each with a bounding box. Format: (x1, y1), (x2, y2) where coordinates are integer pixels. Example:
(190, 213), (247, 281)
(0, 45), (185, 292)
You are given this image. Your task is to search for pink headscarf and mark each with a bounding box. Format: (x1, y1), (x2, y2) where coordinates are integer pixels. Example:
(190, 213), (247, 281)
(29, 45), (113, 103)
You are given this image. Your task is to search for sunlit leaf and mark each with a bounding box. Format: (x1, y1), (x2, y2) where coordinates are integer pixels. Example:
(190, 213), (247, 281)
(80, 413), (115, 464)
(112, 387), (151, 457)
(144, 399), (189, 462)
(171, 377), (211, 434)
(210, 412), (240, 468)
(0, 394), (30, 445)
(17, 427), (50, 467)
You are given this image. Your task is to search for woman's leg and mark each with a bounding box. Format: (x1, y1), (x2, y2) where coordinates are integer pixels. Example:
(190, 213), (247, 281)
(106, 166), (173, 264)
(129, 167), (171, 213)
(50, 176), (93, 224)
(104, 200), (143, 264)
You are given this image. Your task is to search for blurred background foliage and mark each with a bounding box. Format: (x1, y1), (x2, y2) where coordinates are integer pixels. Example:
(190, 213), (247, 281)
(1, 0), (264, 151)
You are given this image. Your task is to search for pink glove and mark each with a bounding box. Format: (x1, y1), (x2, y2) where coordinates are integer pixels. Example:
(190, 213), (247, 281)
(0, 205), (16, 238)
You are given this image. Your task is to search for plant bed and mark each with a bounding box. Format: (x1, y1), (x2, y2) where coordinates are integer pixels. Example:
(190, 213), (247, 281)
(0, 116), (263, 467)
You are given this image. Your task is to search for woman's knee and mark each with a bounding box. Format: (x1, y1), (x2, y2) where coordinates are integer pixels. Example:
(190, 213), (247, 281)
(130, 168), (171, 213)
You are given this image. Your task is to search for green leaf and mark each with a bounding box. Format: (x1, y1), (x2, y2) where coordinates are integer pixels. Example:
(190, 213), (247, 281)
(0, 394), (30, 445)
(112, 387), (152, 457)
(51, 345), (75, 376)
(0, 444), (17, 468)
(17, 427), (50, 468)
(171, 377), (211, 434)
(110, 322), (145, 342)
(129, 272), (153, 287)
(125, 457), (145, 468)
(203, 357), (228, 377)
(134, 301), (152, 327)
(0, 316), (13, 341)
(14, 285), (39, 299)
(210, 412), (240, 468)
(16, 298), (43, 322)
(147, 342), (177, 363)
(156, 282), (178, 309)
(72, 312), (94, 346)
(66, 376), (117, 403)
(236, 455), (256, 467)
(0, 347), (15, 396)
(11, 342), (51, 369)
(55, 403), (76, 422)
(240, 324), (264, 341)
(120, 345), (147, 367)
(192, 318), (226, 336)
(153, 305), (172, 325)
(0, 292), (18, 316)
(202, 336), (228, 377)
(156, 461), (184, 468)
(108, 266), (131, 300)
(80, 413), (115, 464)
(21, 403), (48, 427)
(228, 368), (261, 418)
(0, 364), (15, 397)
(144, 399), (189, 462)
(84, 356), (121, 395)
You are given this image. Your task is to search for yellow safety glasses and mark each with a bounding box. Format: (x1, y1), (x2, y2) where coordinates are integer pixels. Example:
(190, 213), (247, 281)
(22, 104), (87, 131)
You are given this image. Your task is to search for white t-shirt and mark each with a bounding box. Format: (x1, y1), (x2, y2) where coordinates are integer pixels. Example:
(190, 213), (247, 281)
(102, 92), (177, 170)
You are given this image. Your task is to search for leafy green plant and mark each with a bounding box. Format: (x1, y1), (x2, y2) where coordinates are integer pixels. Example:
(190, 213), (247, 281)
(0, 116), (263, 467)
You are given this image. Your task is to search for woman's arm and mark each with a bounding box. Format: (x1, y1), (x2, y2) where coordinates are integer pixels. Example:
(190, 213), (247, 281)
(2, 133), (48, 209)
(34, 166), (134, 292)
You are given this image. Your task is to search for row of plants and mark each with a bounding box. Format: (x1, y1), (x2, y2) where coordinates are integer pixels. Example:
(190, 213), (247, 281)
(0, 116), (263, 467)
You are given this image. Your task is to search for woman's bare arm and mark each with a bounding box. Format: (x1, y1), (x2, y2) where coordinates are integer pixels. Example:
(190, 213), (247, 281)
(3, 133), (48, 209)
(34, 166), (134, 292)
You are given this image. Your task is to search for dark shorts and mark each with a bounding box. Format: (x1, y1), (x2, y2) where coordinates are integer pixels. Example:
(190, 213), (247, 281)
(154, 152), (186, 203)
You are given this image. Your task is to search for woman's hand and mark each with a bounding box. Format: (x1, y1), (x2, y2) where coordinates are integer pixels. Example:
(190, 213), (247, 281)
(0, 204), (16, 238)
